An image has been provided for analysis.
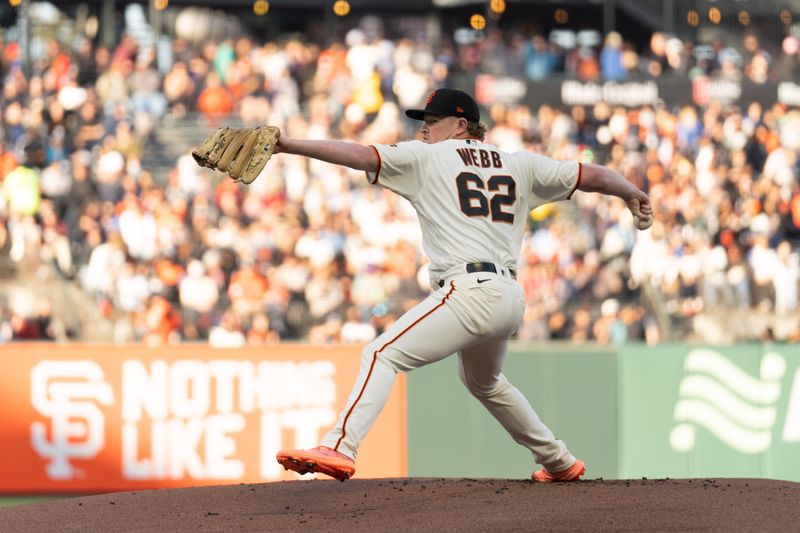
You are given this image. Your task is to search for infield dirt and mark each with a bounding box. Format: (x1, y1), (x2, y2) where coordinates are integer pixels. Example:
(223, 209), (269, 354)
(1, 477), (798, 532)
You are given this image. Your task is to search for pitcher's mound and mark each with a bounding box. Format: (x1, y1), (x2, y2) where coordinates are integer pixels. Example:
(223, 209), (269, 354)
(2, 477), (798, 532)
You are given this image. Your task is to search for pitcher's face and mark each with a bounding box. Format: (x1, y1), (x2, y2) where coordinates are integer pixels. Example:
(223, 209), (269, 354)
(419, 114), (465, 144)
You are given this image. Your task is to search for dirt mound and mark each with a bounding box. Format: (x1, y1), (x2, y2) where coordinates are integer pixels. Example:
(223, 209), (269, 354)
(2, 477), (798, 532)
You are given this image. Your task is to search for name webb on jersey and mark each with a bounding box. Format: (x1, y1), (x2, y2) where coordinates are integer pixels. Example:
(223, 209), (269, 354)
(366, 138), (580, 288)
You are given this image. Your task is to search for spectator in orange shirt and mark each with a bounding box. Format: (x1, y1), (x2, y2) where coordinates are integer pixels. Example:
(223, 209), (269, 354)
(0, 142), (17, 180)
(142, 295), (181, 346)
(228, 261), (268, 317)
(198, 72), (234, 123)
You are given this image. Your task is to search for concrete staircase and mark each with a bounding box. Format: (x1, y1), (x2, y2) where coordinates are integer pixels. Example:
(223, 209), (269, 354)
(0, 273), (112, 342)
(142, 113), (246, 184)
(0, 234), (16, 280)
(0, 250), (114, 342)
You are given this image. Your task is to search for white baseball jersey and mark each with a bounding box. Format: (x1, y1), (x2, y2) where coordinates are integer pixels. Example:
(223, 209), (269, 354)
(365, 139), (580, 283)
(311, 138), (583, 475)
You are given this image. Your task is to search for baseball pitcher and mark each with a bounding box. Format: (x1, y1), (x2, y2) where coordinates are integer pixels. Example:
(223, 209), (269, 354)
(194, 88), (653, 482)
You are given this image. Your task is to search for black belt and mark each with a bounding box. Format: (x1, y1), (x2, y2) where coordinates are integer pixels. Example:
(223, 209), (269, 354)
(438, 262), (517, 288)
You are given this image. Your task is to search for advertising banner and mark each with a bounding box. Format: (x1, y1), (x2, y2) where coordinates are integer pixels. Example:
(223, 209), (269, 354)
(474, 75), (800, 109)
(0, 344), (406, 493)
(618, 344), (800, 481)
(407, 343), (800, 482)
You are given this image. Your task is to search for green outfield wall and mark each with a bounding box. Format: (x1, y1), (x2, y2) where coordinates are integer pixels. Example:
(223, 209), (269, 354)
(407, 343), (800, 482)
(407, 344), (618, 479)
(618, 343), (800, 481)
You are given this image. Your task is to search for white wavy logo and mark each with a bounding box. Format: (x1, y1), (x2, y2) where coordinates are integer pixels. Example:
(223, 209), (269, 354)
(670, 349), (786, 454)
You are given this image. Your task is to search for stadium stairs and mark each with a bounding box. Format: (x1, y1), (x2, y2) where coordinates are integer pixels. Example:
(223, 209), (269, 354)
(0, 246), (113, 342)
(142, 113), (245, 184)
(0, 232), (15, 280)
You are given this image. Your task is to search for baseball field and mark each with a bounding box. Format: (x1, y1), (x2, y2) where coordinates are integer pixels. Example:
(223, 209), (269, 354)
(1, 477), (798, 531)
(7, 0), (800, 530)
(4, 343), (800, 530)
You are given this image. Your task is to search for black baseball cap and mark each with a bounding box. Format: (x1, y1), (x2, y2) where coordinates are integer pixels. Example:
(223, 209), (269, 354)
(405, 88), (480, 123)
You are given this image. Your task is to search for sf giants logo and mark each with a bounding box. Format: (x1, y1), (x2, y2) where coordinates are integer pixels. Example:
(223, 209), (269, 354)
(30, 361), (113, 480)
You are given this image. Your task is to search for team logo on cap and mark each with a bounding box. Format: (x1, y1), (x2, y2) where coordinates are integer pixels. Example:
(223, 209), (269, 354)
(426, 91), (436, 105)
(456, 106), (464, 113)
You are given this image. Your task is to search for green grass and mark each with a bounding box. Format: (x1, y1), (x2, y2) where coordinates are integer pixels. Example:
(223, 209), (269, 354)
(0, 496), (68, 508)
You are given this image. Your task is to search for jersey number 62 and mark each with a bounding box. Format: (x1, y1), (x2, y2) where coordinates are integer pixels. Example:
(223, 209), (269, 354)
(456, 172), (516, 224)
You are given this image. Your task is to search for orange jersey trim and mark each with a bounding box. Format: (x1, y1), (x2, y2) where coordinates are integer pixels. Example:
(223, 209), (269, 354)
(335, 282), (457, 451)
(566, 161), (582, 200)
(368, 145), (382, 184)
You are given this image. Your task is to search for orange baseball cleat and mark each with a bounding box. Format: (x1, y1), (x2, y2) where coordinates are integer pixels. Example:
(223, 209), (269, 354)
(532, 459), (585, 483)
(276, 446), (356, 482)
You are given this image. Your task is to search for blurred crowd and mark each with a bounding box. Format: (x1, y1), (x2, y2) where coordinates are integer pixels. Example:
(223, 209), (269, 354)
(2, 13), (800, 346)
(487, 28), (797, 84)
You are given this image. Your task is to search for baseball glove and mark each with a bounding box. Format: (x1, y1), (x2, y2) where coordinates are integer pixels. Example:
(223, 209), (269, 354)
(192, 125), (280, 184)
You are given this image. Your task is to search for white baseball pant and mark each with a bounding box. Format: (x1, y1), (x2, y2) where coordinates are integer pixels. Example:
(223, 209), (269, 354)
(320, 266), (577, 472)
